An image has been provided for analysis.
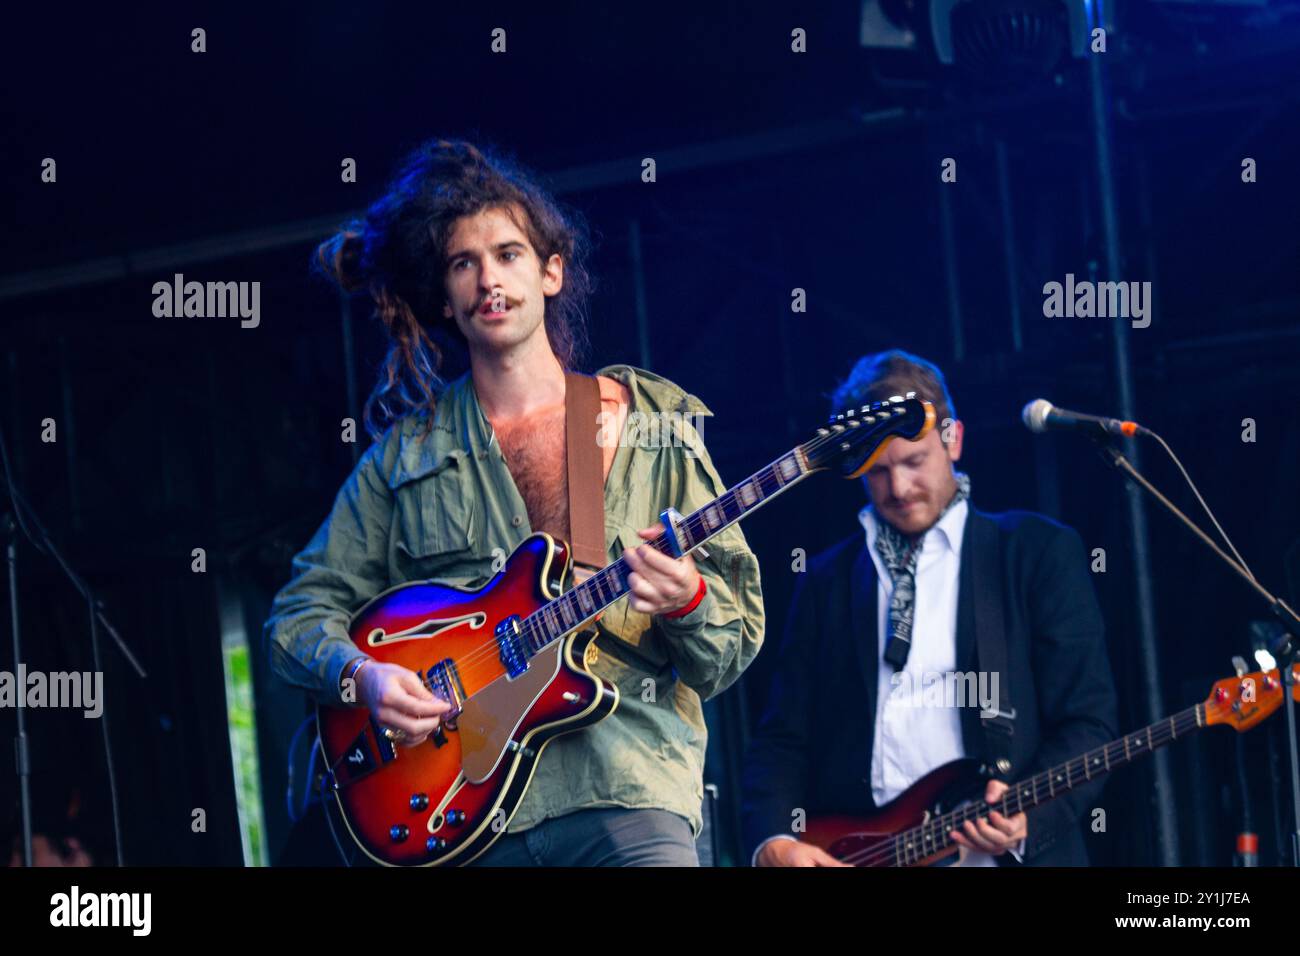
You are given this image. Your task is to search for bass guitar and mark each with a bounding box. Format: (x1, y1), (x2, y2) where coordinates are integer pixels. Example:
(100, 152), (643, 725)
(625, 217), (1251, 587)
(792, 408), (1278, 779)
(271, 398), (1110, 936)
(804, 664), (1300, 865)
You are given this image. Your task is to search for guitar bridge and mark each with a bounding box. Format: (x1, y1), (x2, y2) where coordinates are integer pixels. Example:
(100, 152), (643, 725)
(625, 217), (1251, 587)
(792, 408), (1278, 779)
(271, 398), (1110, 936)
(423, 658), (466, 723)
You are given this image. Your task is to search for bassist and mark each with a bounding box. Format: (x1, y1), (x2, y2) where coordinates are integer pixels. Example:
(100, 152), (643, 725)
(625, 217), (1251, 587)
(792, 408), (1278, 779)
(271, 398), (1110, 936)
(742, 350), (1118, 867)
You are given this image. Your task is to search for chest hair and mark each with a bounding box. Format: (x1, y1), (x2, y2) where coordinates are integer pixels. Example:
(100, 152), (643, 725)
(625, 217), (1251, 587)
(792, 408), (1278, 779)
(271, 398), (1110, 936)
(495, 406), (570, 540)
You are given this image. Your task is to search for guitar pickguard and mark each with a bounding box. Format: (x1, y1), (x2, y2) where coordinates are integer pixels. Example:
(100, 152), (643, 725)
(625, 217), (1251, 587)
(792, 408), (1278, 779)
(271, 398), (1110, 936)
(458, 641), (563, 784)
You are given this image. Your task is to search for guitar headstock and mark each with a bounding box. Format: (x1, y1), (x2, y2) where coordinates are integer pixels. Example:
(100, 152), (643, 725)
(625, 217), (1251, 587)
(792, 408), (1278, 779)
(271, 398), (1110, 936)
(1202, 663), (1300, 732)
(801, 393), (936, 478)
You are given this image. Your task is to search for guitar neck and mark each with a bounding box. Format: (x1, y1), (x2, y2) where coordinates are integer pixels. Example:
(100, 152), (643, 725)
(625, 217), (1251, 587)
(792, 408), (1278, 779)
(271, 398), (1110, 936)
(894, 703), (1207, 866)
(517, 447), (812, 654)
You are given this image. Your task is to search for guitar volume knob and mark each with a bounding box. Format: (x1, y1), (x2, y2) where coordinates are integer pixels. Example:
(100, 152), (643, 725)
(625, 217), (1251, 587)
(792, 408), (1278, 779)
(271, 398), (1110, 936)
(389, 824), (409, 842)
(410, 792), (430, 811)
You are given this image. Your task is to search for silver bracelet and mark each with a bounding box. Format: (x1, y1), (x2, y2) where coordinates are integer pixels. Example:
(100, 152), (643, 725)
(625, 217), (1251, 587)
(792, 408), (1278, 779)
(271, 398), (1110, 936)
(341, 656), (370, 694)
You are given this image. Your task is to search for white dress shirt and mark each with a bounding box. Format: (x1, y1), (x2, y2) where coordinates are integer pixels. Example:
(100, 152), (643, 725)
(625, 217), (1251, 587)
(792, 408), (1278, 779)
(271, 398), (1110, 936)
(865, 499), (993, 866)
(753, 498), (1024, 866)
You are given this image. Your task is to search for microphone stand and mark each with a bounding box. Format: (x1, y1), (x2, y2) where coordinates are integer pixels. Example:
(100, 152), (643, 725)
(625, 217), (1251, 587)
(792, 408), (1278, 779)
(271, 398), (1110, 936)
(1, 424), (146, 867)
(1089, 436), (1300, 866)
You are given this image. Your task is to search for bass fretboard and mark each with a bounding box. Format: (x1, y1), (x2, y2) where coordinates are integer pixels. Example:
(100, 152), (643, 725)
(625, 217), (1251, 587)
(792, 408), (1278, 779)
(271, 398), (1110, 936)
(888, 704), (1205, 866)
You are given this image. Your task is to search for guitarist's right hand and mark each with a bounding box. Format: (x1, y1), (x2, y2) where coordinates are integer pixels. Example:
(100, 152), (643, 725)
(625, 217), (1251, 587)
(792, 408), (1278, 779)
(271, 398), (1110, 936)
(757, 839), (851, 867)
(357, 662), (451, 748)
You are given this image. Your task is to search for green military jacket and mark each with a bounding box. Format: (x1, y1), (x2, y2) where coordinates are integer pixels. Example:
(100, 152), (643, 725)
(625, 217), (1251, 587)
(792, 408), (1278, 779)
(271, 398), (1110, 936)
(264, 364), (765, 837)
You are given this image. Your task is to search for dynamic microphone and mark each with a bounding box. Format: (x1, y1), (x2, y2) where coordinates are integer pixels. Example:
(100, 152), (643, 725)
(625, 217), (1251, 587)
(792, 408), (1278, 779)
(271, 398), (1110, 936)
(1021, 399), (1149, 438)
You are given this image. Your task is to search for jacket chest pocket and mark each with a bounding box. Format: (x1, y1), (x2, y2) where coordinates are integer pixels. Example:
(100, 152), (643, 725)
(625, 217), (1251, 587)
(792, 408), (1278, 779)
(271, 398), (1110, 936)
(389, 449), (478, 570)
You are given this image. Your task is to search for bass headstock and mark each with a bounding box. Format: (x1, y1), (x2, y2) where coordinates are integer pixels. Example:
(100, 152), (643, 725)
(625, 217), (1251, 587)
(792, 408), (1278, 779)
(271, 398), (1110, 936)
(801, 393), (936, 479)
(1202, 664), (1300, 732)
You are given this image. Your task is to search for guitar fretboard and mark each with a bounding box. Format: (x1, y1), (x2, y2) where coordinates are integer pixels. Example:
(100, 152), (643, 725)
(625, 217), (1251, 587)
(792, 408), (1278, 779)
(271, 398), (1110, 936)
(518, 450), (808, 653)
(890, 704), (1206, 866)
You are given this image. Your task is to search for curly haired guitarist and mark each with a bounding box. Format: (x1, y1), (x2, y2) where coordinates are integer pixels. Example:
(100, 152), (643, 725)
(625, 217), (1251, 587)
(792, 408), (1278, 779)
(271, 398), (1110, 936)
(265, 140), (764, 866)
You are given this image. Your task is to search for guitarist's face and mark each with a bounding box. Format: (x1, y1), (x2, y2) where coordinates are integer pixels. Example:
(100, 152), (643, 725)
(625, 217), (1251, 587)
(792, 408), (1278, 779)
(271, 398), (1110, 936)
(864, 422), (964, 536)
(440, 204), (564, 357)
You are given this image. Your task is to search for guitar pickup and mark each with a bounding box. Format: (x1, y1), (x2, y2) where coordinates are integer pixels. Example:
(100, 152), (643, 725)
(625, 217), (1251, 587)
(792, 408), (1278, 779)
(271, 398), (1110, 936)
(496, 615), (531, 679)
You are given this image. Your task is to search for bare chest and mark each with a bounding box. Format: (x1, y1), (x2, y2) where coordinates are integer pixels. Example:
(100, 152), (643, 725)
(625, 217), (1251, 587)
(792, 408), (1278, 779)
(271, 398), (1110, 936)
(495, 408), (570, 539)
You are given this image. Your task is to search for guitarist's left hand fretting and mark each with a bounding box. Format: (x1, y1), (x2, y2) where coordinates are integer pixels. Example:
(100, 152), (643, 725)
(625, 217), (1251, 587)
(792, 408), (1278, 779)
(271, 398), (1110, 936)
(949, 779), (1028, 856)
(623, 523), (703, 616)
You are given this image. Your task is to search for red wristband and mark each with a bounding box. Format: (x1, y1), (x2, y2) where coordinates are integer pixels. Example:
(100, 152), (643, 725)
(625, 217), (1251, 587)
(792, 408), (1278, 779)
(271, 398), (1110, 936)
(662, 575), (707, 619)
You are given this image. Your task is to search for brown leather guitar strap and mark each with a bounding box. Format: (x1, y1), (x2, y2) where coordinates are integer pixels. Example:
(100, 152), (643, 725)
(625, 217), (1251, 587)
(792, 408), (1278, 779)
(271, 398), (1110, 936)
(564, 371), (607, 584)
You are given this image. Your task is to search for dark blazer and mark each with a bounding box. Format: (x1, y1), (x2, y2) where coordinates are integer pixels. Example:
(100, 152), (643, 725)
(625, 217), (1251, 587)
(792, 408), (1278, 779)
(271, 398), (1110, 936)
(741, 505), (1119, 866)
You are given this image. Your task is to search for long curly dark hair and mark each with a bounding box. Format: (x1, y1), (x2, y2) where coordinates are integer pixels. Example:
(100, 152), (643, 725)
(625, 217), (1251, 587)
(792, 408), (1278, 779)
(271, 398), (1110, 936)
(315, 139), (593, 441)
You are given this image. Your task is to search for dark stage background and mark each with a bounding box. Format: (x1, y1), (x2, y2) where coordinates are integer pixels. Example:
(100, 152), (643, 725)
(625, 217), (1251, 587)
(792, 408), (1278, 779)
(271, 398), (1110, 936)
(2, 3), (1298, 867)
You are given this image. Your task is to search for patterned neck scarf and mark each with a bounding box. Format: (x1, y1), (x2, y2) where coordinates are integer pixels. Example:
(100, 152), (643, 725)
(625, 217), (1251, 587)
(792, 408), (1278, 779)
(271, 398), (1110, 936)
(873, 471), (971, 671)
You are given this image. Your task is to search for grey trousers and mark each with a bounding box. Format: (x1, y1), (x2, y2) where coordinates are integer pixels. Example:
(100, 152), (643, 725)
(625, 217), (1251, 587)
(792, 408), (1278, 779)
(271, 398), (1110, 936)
(467, 807), (700, 867)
